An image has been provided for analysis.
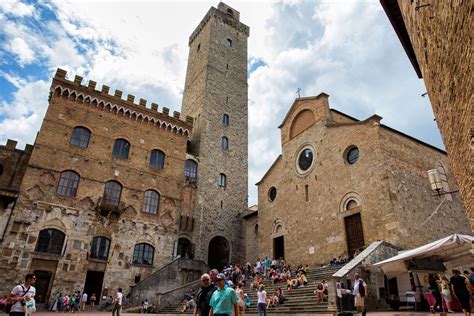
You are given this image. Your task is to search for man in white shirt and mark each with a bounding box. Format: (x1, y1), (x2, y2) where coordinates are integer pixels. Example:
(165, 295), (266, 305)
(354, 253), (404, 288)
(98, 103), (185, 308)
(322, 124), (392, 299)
(112, 288), (123, 316)
(352, 273), (368, 316)
(80, 292), (88, 311)
(8, 274), (36, 316)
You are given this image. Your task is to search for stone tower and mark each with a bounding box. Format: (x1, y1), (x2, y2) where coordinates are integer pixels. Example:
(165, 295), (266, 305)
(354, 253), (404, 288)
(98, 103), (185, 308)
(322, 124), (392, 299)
(181, 2), (249, 269)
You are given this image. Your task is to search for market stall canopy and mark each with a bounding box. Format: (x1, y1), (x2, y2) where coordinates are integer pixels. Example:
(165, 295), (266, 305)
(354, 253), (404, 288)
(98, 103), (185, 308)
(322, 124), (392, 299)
(371, 234), (474, 278)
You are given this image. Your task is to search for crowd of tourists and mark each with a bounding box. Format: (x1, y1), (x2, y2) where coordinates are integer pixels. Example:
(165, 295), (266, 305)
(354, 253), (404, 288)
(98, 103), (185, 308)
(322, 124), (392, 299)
(427, 269), (474, 316)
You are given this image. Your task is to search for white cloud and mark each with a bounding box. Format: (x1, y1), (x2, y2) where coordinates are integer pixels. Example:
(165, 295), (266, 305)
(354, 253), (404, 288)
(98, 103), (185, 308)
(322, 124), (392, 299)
(7, 37), (35, 65)
(0, 0), (444, 206)
(0, 80), (50, 148)
(0, 0), (34, 17)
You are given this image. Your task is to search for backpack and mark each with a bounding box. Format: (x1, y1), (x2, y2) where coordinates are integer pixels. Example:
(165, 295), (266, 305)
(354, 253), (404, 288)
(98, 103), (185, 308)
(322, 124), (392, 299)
(358, 280), (366, 297)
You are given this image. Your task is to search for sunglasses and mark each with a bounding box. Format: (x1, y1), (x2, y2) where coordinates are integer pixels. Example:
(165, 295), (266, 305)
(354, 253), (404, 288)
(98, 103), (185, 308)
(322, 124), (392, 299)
(202, 279), (210, 282)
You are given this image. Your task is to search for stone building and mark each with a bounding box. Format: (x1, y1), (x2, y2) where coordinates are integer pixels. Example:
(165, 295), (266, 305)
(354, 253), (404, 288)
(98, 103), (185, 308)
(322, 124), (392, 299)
(380, 0), (473, 230)
(0, 2), (249, 304)
(255, 94), (471, 267)
(181, 2), (249, 269)
(0, 140), (33, 242)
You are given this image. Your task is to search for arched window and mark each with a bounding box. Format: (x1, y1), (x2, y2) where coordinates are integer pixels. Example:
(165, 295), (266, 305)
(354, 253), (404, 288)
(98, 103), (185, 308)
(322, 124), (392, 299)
(149, 149), (165, 169)
(133, 243), (154, 266)
(184, 160), (197, 179)
(103, 181), (122, 206)
(177, 238), (193, 258)
(218, 173), (226, 187)
(35, 229), (65, 255)
(113, 139), (130, 160)
(226, 38), (233, 47)
(223, 114), (229, 126)
(70, 127), (91, 148)
(90, 236), (111, 261)
(227, 8), (234, 17)
(57, 170), (80, 197)
(143, 190), (160, 214)
(346, 199), (358, 211)
(221, 137), (229, 150)
(0, 164), (3, 176)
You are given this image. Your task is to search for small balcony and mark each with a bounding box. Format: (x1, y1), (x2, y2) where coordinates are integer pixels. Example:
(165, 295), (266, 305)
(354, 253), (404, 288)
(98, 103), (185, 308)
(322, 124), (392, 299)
(95, 198), (126, 219)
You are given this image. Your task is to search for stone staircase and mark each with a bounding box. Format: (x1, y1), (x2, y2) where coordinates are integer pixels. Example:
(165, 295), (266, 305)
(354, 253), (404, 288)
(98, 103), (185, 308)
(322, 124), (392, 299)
(159, 265), (341, 315)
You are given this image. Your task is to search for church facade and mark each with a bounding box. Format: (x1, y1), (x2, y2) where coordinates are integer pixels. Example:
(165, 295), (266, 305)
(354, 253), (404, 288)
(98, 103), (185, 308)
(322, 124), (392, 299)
(255, 94), (470, 267)
(0, 2), (249, 303)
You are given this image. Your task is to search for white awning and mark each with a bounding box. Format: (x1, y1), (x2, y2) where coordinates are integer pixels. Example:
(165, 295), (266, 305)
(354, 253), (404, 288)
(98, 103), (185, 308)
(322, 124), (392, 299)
(371, 234), (474, 277)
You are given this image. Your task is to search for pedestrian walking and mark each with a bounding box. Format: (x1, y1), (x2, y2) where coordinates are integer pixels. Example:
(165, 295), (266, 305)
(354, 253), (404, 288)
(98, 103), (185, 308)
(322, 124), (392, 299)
(7, 273), (36, 316)
(194, 273), (217, 316)
(352, 273), (368, 316)
(209, 273), (238, 316)
(450, 270), (471, 316)
(257, 284), (267, 316)
(80, 292), (88, 311)
(111, 288), (123, 316)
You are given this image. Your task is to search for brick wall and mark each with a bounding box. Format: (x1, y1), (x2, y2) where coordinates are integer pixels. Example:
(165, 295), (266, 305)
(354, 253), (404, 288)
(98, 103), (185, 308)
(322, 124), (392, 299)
(396, 0), (473, 230)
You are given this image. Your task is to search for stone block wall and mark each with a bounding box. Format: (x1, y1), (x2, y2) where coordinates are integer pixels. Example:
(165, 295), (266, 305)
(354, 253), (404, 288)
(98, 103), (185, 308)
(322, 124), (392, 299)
(396, 0), (473, 230)
(181, 4), (249, 267)
(257, 95), (470, 268)
(0, 72), (194, 302)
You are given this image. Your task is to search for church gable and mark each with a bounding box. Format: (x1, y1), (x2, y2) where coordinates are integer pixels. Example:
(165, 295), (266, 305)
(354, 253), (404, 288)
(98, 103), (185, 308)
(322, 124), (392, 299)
(289, 109), (315, 139)
(279, 93), (330, 145)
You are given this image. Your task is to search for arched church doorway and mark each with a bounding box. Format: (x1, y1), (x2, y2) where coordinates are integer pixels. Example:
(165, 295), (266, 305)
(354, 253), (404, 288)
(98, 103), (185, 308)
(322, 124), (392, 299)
(177, 237), (193, 258)
(208, 236), (230, 271)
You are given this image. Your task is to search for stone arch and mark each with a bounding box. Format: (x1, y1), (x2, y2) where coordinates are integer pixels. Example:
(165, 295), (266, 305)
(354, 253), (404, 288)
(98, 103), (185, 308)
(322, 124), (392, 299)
(208, 236), (230, 271)
(54, 86), (62, 97)
(93, 225), (113, 239)
(272, 218), (285, 237)
(39, 218), (67, 234)
(136, 233), (156, 248)
(340, 191), (362, 213)
(177, 236), (193, 258)
(290, 109), (315, 139)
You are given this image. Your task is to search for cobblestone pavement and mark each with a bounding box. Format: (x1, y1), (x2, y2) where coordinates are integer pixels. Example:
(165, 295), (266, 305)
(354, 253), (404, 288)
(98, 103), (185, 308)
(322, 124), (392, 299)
(33, 311), (467, 316)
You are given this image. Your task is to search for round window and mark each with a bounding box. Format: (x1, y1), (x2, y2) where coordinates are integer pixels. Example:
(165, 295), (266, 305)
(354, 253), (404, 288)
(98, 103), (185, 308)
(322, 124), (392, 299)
(298, 148), (313, 172)
(268, 187), (277, 202)
(345, 146), (359, 165)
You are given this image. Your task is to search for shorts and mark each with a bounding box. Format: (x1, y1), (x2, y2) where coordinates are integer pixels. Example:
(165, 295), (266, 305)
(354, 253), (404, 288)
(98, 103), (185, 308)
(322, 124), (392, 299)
(354, 296), (365, 307)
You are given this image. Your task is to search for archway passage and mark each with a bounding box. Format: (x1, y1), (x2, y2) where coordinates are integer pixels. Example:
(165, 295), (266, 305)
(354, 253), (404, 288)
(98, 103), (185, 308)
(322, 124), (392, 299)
(208, 236), (230, 271)
(273, 236), (285, 259)
(33, 270), (52, 303)
(83, 271), (105, 304)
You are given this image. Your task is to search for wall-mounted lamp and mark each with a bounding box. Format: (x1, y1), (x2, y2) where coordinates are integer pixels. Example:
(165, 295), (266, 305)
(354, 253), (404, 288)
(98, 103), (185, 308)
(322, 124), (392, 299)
(427, 169), (459, 196)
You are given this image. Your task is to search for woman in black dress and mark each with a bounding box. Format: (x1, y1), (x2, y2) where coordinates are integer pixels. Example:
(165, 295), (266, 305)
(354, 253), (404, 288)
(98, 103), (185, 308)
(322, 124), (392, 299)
(450, 270), (471, 316)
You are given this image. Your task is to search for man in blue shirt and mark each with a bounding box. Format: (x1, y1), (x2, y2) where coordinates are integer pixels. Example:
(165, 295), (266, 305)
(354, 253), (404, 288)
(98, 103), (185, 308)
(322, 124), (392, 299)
(209, 274), (238, 316)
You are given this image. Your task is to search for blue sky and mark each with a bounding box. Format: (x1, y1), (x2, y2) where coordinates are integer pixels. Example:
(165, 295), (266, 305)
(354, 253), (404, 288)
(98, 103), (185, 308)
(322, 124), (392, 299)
(0, 0), (443, 206)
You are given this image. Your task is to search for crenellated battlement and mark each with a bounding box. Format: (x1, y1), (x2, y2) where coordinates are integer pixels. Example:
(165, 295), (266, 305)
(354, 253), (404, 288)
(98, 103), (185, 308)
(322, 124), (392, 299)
(188, 4), (249, 46)
(1, 139), (34, 154)
(52, 68), (193, 136)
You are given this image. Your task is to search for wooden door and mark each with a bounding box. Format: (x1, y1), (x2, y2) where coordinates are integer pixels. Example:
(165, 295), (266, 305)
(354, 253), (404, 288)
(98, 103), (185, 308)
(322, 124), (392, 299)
(344, 213), (364, 256)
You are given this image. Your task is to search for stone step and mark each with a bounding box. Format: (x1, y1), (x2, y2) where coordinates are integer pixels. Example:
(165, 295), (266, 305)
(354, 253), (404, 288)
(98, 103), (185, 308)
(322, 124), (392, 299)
(158, 266), (342, 314)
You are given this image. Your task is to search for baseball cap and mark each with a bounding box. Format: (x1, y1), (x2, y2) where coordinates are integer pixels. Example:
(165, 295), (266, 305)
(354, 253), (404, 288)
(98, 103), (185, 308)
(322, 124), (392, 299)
(216, 273), (226, 280)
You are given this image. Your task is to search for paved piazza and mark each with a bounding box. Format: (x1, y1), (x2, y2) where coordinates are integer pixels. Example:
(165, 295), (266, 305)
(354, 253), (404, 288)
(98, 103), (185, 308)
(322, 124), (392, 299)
(31, 312), (467, 316)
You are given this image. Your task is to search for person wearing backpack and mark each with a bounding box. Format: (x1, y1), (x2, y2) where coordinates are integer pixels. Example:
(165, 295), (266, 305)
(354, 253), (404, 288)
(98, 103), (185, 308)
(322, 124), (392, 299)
(7, 273), (36, 316)
(352, 273), (368, 316)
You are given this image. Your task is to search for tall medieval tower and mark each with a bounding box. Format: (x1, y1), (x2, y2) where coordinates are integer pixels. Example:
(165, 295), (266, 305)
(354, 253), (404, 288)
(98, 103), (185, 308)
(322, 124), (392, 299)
(181, 2), (249, 269)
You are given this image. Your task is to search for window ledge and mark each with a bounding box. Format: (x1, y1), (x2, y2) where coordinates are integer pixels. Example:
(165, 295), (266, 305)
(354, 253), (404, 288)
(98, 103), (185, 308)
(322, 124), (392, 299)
(131, 263), (153, 268)
(88, 258), (108, 263)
